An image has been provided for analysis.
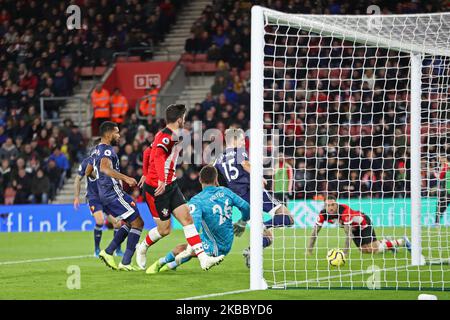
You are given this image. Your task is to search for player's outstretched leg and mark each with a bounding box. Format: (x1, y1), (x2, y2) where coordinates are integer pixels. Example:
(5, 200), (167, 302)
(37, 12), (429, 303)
(136, 223), (167, 270)
(92, 211), (105, 257)
(361, 238), (407, 254)
(263, 204), (294, 229)
(93, 224), (102, 257)
(147, 244), (193, 274)
(174, 204), (224, 270)
(118, 214), (144, 271)
(99, 224), (130, 270)
(243, 230), (273, 268)
(113, 228), (124, 256)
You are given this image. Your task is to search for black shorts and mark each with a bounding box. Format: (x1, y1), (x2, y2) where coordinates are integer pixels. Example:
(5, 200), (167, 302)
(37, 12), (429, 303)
(352, 225), (377, 247)
(144, 182), (186, 221)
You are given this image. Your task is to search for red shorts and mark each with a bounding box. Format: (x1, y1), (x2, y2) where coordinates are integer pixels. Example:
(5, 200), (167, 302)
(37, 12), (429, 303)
(143, 182), (186, 221)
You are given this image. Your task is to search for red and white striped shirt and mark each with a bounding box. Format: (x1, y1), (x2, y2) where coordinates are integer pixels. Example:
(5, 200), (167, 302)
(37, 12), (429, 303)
(143, 127), (180, 188)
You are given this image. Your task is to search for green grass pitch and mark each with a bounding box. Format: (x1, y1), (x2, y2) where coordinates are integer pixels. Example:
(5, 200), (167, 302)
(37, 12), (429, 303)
(0, 228), (449, 300)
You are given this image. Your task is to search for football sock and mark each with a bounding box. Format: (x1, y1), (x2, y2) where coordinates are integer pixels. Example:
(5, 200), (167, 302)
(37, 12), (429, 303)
(144, 227), (163, 247)
(159, 251), (176, 266)
(122, 228), (142, 265)
(113, 228), (122, 252)
(263, 214), (292, 229)
(378, 238), (404, 253)
(94, 224), (103, 250)
(183, 224), (205, 259)
(105, 224), (129, 255)
(167, 256), (192, 270)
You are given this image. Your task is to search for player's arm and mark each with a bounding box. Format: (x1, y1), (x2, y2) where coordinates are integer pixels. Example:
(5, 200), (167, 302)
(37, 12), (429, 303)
(307, 224), (322, 255)
(85, 163), (96, 179)
(139, 147), (151, 188)
(153, 146), (169, 196)
(342, 224), (353, 256)
(226, 189), (250, 236)
(100, 157), (137, 187)
(73, 174), (83, 210)
(242, 159), (267, 186)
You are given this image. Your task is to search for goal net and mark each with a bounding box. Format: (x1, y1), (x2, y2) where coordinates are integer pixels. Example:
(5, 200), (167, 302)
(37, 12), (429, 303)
(250, 6), (450, 290)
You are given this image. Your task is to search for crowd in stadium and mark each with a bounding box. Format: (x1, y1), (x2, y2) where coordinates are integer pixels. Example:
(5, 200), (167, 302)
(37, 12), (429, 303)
(0, 0), (446, 204)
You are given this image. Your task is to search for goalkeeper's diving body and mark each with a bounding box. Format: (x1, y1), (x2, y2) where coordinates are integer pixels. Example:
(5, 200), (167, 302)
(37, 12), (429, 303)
(146, 165), (250, 273)
(214, 128), (294, 267)
(308, 195), (411, 256)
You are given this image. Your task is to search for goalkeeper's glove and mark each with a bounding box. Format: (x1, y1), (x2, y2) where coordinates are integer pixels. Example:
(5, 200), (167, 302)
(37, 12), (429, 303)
(233, 219), (247, 237)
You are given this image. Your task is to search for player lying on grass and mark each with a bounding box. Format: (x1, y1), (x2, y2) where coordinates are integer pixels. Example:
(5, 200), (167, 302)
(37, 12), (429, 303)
(308, 195), (411, 256)
(145, 165), (249, 273)
(93, 121), (145, 271)
(74, 148), (123, 257)
(135, 104), (224, 271)
(214, 128), (294, 267)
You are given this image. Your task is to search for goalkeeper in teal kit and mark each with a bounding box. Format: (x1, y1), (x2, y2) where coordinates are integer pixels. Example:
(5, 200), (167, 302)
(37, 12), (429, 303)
(146, 165), (250, 273)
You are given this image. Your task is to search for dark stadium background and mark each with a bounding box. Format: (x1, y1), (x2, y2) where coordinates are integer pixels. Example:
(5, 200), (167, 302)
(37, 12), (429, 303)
(0, 0), (446, 206)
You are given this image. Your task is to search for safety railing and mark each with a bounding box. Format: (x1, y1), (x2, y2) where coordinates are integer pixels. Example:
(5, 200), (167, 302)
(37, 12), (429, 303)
(39, 96), (85, 126)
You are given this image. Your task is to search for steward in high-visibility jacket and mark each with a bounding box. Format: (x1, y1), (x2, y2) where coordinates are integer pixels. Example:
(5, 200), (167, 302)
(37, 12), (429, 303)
(139, 85), (158, 117)
(91, 84), (110, 119)
(110, 88), (129, 124)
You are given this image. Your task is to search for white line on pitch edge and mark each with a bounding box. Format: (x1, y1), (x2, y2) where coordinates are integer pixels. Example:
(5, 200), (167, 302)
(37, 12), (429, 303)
(0, 255), (92, 266)
(178, 288), (254, 300)
(178, 264), (413, 300)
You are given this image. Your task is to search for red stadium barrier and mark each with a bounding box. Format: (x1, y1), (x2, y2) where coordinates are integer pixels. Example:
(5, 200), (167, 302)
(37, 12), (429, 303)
(102, 61), (177, 109)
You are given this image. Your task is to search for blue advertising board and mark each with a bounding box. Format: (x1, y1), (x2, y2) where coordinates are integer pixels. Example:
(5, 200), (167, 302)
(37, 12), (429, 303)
(0, 198), (448, 232)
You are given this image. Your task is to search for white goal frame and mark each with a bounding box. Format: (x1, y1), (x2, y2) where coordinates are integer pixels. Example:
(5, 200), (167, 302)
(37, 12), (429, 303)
(249, 5), (450, 290)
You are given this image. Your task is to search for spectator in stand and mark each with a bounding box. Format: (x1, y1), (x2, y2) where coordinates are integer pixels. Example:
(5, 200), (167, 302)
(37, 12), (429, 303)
(12, 168), (32, 204)
(273, 153), (294, 202)
(134, 125), (150, 144)
(0, 159), (12, 190)
(91, 83), (110, 135)
(110, 87), (129, 124)
(139, 85), (158, 117)
(0, 137), (19, 161)
(30, 168), (50, 204)
(68, 125), (84, 163)
(49, 146), (70, 189)
(45, 159), (62, 202)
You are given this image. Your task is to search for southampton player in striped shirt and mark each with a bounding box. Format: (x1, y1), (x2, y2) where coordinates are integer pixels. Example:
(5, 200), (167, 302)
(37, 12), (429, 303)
(93, 122), (145, 271)
(214, 128), (294, 267)
(135, 104), (224, 271)
(145, 165), (250, 273)
(73, 146), (123, 257)
(308, 195), (411, 256)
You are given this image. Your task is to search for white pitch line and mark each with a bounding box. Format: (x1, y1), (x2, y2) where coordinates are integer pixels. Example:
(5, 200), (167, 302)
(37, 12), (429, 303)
(179, 264), (413, 300)
(0, 255), (92, 266)
(277, 264), (411, 288)
(178, 288), (254, 300)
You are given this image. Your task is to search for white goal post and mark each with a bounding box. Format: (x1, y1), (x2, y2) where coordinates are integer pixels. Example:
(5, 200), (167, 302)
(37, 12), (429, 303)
(250, 6), (450, 290)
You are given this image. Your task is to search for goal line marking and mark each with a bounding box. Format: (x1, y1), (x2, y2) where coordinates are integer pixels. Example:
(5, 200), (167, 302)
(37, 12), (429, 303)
(0, 255), (92, 266)
(178, 264), (413, 300)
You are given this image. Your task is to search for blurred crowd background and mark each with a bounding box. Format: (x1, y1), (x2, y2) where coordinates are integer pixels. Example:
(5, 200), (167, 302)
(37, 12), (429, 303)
(0, 0), (447, 204)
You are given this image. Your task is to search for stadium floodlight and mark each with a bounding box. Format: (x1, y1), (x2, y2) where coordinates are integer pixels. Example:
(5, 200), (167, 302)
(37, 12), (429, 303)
(250, 5), (450, 290)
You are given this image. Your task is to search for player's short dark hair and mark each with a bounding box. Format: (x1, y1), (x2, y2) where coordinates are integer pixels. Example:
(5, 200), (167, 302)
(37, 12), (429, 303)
(199, 165), (218, 185)
(165, 104), (186, 123)
(99, 121), (118, 137)
(325, 195), (337, 202)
